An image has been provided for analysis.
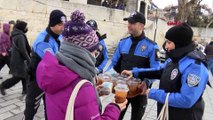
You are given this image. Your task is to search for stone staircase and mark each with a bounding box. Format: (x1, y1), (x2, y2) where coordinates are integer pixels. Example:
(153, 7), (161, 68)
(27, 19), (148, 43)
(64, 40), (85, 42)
(107, 44), (117, 59)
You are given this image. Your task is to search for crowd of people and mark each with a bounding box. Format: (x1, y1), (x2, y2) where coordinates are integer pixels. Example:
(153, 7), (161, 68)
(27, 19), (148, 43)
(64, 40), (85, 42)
(0, 8), (212, 120)
(102, 0), (126, 10)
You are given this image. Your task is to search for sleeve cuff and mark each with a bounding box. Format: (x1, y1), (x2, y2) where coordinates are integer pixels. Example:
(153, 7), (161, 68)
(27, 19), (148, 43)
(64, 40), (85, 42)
(144, 79), (151, 88)
(110, 103), (121, 111)
(132, 67), (139, 78)
(148, 89), (157, 99)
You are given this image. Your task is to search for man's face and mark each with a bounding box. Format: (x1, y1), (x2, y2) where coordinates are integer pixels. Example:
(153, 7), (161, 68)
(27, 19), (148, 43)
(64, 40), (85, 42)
(127, 22), (144, 35)
(51, 23), (65, 35)
(9, 24), (14, 35)
(165, 40), (175, 52)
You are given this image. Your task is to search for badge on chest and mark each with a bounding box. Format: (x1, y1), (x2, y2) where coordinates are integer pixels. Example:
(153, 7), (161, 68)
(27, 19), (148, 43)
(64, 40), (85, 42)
(170, 68), (179, 80)
(141, 45), (147, 52)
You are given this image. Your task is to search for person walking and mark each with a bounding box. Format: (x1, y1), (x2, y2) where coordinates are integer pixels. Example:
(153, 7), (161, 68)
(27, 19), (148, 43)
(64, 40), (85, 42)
(23, 9), (66, 120)
(0, 23), (11, 79)
(0, 20), (31, 96)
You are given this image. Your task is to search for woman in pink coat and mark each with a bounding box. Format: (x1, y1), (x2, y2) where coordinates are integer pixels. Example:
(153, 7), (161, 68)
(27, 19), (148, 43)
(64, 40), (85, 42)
(36, 10), (127, 120)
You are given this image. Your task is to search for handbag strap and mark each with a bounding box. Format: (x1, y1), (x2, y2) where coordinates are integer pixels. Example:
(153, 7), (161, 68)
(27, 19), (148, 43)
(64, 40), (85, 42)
(157, 93), (170, 120)
(65, 80), (91, 120)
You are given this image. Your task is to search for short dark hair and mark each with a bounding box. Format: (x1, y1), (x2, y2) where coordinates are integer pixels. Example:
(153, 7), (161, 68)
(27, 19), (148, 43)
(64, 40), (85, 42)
(8, 20), (15, 25)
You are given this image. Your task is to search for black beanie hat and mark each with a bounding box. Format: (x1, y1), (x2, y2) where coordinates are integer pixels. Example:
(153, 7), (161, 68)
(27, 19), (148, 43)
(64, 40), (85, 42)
(165, 23), (193, 48)
(49, 10), (66, 27)
(15, 20), (27, 32)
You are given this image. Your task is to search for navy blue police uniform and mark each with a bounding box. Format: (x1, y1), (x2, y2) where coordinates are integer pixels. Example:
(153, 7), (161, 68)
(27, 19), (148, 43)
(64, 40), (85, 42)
(137, 44), (209, 120)
(107, 32), (160, 120)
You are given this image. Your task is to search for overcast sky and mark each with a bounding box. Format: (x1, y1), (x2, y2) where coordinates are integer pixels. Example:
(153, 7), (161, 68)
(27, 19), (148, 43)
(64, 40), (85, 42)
(152, 0), (213, 10)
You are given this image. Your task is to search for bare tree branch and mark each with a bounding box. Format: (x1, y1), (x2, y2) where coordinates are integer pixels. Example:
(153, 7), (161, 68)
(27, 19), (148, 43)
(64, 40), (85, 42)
(206, 19), (213, 28)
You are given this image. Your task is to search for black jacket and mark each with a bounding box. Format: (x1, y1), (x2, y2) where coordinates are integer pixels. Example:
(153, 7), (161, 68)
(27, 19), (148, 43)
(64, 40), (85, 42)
(10, 28), (31, 78)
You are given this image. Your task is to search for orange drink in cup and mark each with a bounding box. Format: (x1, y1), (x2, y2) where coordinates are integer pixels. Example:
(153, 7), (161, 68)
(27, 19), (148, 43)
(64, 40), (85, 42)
(114, 84), (129, 103)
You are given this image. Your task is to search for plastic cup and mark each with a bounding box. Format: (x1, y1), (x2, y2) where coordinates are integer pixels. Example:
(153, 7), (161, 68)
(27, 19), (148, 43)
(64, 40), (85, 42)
(116, 80), (126, 85)
(99, 82), (113, 95)
(111, 73), (120, 78)
(111, 77), (117, 93)
(127, 79), (140, 95)
(114, 84), (129, 103)
(97, 74), (111, 85)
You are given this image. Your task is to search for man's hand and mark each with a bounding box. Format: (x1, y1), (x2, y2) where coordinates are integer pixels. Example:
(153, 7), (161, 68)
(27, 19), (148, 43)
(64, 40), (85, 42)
(139, 81), (148, 95)
(121, 70), (133, 79)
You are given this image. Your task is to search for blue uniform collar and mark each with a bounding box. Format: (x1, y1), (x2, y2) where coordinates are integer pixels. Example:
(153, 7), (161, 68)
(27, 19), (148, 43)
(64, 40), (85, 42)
(46, 26), (60, 40)
(130, 32), (145, 42)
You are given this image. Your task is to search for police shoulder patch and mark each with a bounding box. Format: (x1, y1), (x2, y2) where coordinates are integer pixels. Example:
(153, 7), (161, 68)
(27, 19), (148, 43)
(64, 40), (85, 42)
(187, 74), (201, 87)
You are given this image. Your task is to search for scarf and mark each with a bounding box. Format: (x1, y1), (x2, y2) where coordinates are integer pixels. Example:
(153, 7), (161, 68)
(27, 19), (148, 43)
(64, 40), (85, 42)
(56, 41), (97, 83)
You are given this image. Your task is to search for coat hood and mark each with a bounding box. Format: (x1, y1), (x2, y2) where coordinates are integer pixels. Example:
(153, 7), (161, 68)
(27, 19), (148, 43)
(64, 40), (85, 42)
(3, 23), (10, 35)
(11, 28), (24, 37)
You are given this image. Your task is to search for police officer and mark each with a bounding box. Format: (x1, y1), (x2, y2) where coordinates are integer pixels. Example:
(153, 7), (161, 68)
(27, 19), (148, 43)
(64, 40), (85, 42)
(107, 11), (160, 120)
(123, 23), (209, 120)
(86, 20), (108, 74)
(23, 10), (66, 120)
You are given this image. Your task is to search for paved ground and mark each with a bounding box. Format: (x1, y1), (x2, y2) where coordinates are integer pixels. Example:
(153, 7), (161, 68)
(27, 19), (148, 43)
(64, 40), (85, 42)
(0, 65), (213, 120)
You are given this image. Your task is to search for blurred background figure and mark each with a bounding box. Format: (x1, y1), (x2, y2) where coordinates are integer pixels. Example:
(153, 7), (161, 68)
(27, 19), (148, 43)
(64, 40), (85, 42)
(0, 23), (11, 79)
(86, 19), (109, 74)
(0, 20), (31, 96)
(205, 40), (213, 75)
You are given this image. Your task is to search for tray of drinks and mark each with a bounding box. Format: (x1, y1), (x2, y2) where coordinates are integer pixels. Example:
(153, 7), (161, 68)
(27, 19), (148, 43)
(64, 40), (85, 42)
(97, 73), (142, 98)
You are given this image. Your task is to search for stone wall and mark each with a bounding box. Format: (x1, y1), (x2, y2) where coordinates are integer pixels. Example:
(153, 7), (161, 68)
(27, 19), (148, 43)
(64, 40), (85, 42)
(0, 0), (130, 47)
(68, 0), (87, 5)
(1, 0), (211, 51)
(192, 27), (213, 45)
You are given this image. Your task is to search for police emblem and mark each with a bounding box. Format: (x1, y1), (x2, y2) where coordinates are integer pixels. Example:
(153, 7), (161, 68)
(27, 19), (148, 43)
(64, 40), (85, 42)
(170, 68), (178, 80)
(60, 16), (66, 23)
(141, 45), (147, 52)
(130, 11), (137, 17)
(187, 74), (200, 87)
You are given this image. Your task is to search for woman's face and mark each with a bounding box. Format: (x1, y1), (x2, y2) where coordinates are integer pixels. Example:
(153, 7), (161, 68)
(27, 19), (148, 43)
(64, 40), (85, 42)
(91, 50), (100, 58)
(165, 40), (175, 52)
